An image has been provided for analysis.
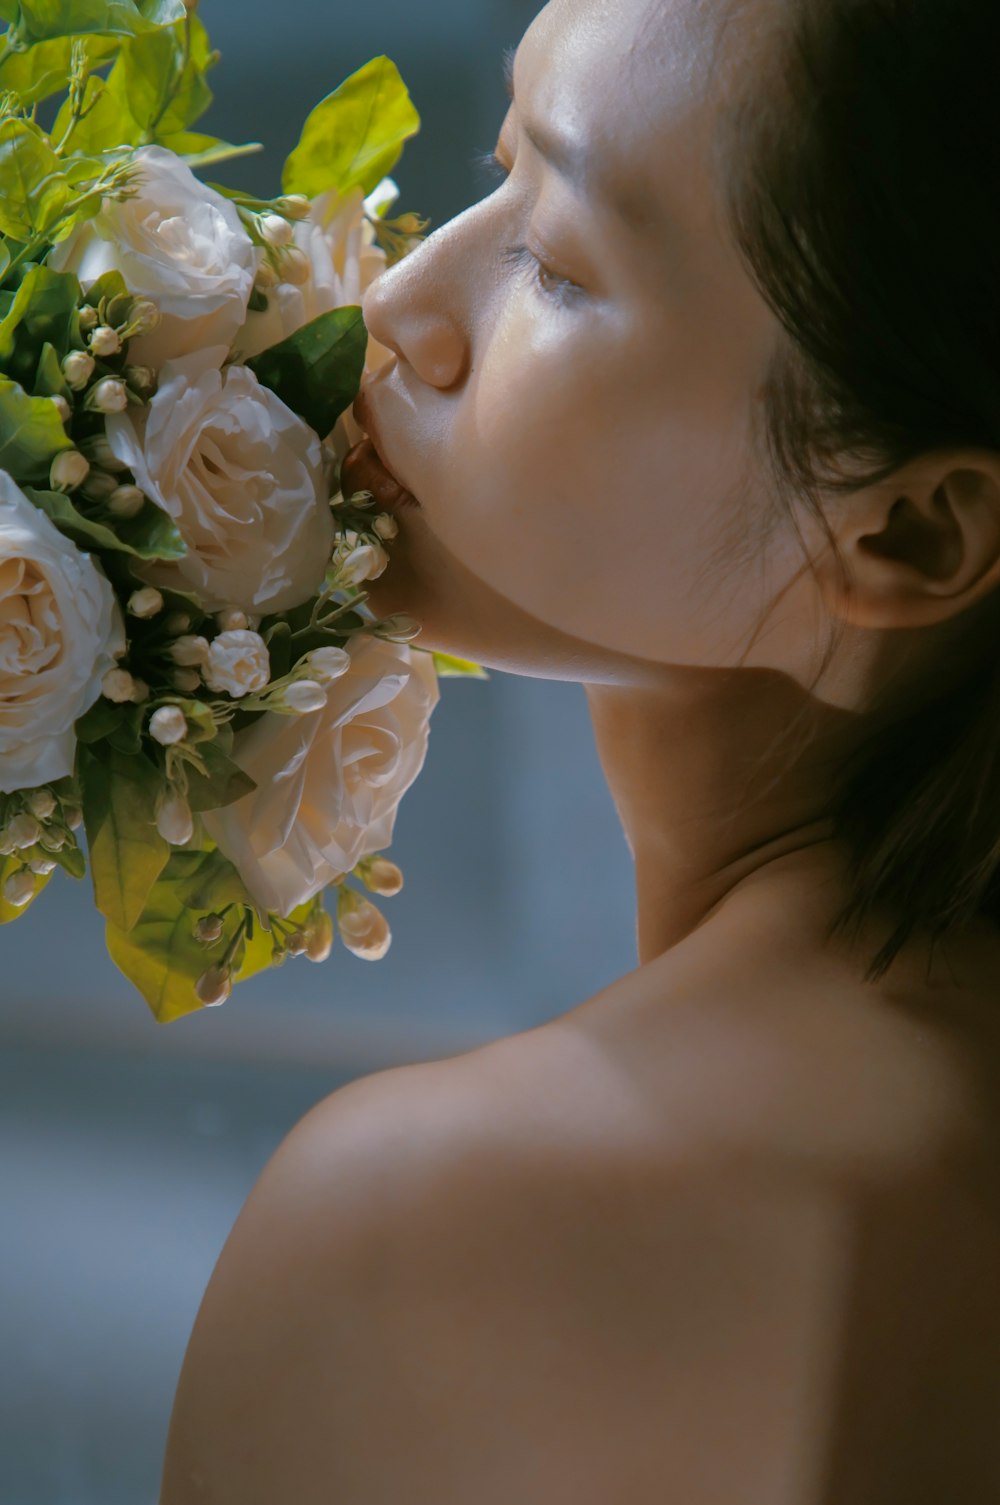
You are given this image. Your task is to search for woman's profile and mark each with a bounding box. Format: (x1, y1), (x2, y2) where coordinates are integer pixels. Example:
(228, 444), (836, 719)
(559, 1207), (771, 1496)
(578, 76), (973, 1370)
(159, 0), (1000, 1498)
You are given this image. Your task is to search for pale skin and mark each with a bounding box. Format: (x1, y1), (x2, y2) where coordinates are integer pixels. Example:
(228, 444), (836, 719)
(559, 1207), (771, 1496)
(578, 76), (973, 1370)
(159, 0), (1000, 1499)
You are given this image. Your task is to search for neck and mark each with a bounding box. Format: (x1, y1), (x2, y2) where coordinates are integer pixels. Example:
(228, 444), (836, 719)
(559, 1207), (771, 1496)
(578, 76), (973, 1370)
(585, 670), (857, 965)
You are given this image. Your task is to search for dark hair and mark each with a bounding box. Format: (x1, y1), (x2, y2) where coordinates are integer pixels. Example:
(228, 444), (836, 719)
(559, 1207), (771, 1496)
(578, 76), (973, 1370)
(710, 0), (1000, 984)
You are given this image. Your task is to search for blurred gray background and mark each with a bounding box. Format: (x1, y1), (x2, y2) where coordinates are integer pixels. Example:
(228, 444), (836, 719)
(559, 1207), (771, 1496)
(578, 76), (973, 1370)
(0, 2), (639, 1501)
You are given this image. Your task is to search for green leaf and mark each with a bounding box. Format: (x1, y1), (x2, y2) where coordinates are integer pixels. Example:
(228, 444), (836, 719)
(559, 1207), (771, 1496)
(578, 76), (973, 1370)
(15, 0), (185, 43)
(0, 852), (54, 923)
(170, 844), (251, 912)
(0, 377), (71, 482)
(79, 743), (171, 932)
(0, 266), (81, 391)
(50, 67), (139, 154)
(247, 306), (367, 438)
(183, 741), (257, 814)
(0, 34), (119, 106)
(160, 130), (262, 169)
(75, 695), (124, 745)
(120, 18), (212, 138)
(430, 652), (489, 679)
(0, 118), (73, 240)
(52, 841), (86, 880)
(35, 340), (70, 398)
(282, 56), (420, 200)
(25, 486), (186, 560)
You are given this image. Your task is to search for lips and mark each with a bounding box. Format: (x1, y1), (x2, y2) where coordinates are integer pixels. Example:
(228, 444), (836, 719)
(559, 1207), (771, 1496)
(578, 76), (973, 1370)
(343, 389), (420, 511)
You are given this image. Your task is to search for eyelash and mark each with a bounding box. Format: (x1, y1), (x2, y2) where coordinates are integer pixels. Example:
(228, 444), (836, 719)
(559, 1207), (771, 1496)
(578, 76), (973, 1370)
(472, 148), (583, 306)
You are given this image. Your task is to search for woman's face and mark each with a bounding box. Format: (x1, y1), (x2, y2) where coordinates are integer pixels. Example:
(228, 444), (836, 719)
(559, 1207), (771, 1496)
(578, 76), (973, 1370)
(354, 0), (791, 683)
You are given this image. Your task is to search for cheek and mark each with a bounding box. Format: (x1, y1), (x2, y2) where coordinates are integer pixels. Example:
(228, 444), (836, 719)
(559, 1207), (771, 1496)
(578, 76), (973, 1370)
(419, 319), (762, 665)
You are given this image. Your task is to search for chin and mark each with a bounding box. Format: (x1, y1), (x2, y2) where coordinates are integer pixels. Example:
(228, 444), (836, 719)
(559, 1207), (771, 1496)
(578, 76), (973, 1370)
(362, 505), (659, 687)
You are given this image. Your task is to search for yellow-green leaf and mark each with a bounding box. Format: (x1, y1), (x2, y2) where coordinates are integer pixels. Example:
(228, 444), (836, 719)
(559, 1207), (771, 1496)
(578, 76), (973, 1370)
(282, 56), (419, 200)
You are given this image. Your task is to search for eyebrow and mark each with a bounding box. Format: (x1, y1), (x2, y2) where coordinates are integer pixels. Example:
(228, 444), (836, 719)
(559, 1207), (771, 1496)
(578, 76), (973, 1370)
(501, 45), (660, 236)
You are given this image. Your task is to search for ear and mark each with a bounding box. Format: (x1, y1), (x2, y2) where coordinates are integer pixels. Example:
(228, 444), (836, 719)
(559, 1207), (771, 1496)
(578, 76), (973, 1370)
(818, 451), (1000, 630)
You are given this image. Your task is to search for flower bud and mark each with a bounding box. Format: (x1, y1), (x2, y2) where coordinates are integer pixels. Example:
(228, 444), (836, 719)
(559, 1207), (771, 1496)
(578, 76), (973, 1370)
(306, 646), (351, 682)
(373, 513), (399, 542)
(278, 194), (311, 221)
(169, 635), (210, 667)
(284, 679), (327, 714)
(163, 612), (192, 635)
(285, 930), (309, 956)
(25, 788), (55, 824)
(102, 667), (139, 703)
(156, 792), (194, 846)
(28, 856), (57, 876)
(172, 668), (202, 693)
(360, 857), (404, 898)
(38, 827), (68, 852)
(128, 586), (164, 619)
(131, 677), (150, 703)
(78, 304), (100, 333)
(81, 469), (120, 502)
(49, 450), (90, 492)
(80, 433), (127, 472)
(49, 394), (72, 424)
(195, 965), (232, 1007)
(203, 630), (270, 697)
(194, 913), (225, 945)
(63, 805), (83, 832)
(107, 484), (145, 518)
(62, 350), (95, 390)
(277, 245), (311, 285)
(337, 889), (392, 961)
(89, 324), (121, 357)
(215, 608), (248, 633)
(124, 365), (157, 399)
(7, 812), (42, 848)
(259, 212), (294, 248)
(149, 706), (188, 746)
(305, 910), (335, 962)
(341, 542), (389, 586)
(375, 614), (422, 643)
(27, 789), (57, 821)
(88, 377), (128, 414)
(3, 869), (35, 909)
(254, 259), (279, 291)
(127, 300), (161, 336)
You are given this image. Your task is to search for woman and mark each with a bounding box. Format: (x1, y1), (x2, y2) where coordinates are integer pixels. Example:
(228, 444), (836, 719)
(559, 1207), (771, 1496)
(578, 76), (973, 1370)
(159, 0), (1000, 1498)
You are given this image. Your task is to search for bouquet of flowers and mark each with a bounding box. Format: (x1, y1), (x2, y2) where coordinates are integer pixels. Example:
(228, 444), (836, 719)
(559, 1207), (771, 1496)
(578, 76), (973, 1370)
(0, 0), (483, 1021)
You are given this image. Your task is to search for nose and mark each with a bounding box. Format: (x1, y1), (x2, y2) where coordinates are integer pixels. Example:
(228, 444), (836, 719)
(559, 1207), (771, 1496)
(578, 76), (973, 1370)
(361, 236), (469, 391)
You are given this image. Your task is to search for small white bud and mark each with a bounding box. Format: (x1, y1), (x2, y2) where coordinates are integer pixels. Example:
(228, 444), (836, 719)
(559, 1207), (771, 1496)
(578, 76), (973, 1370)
(306, 646), (351, 682)
(78, 305), (100, 333)
(305, 910), (335, 962)
(337, 891), (392, 961)
(107, 484), (145, 518)
(3, 869), (35, 908)
(89, 324), (121, 357)
(80, 433), (127, 472)
(376, 614), (423, 643)
(128, 587), (164, 619)
(62, 350), (95, 390)
(215, 608), (248, 633)
(64, 806), (83, 831)
(38, 827), (67, 852)
(285, 930), (309, 957)
(195, 965), (232, 1006)
(284, 679), (327, 714)
(254, 259), (280, 291)
(336, 543), (387, 587)
(278, 194), (311, 221)
(156, 792), (194, 846)
(26, 789), (57, 820)
(277, 245), (311, 285)
(203, 630), (270, 697)
(169, 635), (210, 667)
(89, 377), (128, 413)
(102, 667), (138, 703)
(149, 706), (188, 746)
(259, 212), (294, 248)
(49, 450), (90, 492)
(124, 365), (157, 398)
(163, 612), (192, 635)
(172, 668), (202, 693)
(49, 394), (72, 424)
(195, 913), (225, 945)
(7, 812), (42, 849)
(28, 856), (57, 876)
(81, 469), (119, 502)
(0, 833), (15, 856)
(131, 678), (151, 704)
(360, 857), (404, 898)
(127, 300), (161, 337)
(373, 513), (399, 541)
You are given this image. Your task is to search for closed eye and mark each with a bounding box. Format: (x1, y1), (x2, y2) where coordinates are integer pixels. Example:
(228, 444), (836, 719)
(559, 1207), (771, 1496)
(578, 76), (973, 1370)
(471, 149), (584, 306)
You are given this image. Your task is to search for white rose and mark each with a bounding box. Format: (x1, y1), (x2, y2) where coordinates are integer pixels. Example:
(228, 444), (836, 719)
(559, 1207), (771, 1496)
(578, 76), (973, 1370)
(236, 178), (398, 434)
(203, 630), (270, 698)
(49, 146), (257, 370)
(202, 635), (440, 915)
(0, 471), (124, 793)
(106, 351), (335, 614)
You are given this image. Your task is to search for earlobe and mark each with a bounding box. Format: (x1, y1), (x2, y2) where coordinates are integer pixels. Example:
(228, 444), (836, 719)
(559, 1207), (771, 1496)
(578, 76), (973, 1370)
(823, 456), (1000, 631)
